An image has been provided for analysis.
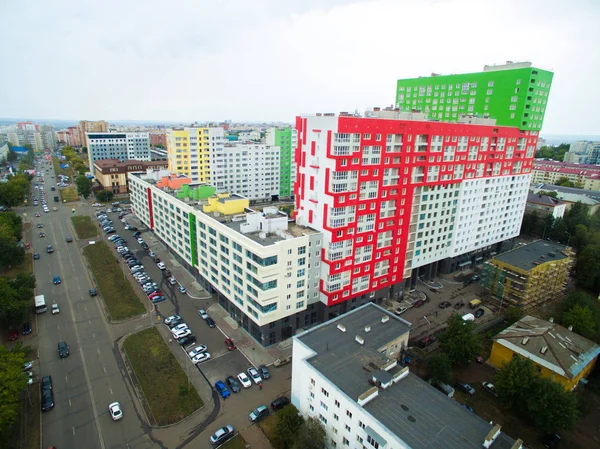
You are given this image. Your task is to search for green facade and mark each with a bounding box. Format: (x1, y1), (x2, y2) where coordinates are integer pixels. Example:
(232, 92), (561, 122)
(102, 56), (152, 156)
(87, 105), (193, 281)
(273, 127), (293, 198)
(395, 65), (553, 131)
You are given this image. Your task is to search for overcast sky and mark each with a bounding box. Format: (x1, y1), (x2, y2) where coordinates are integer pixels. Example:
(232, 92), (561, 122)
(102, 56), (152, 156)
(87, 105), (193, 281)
(1, 0), (598, 135)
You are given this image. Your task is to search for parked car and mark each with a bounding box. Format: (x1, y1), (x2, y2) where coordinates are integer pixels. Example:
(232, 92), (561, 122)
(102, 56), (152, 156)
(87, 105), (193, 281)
(226, 376), (241, 393)
(188, 345), (208, 358)
(482, 381), (498, 397)
(474, 308), (485, 318)
(457, 382), (476, 396)
(209, 425), (234, 446)
(206, 317), (216, 328)
(58, 341), (69, 358)
(198, 309), (209, 319)
(157, 262), (166, 270)
(247, 367), (262, 384)
(542, 434), (562, 449)
(171, 323), (189, 333)
(41, 375), (53, 391)
(51, 303), (60, 314)
(413, 299), (425, 308)
(237, 372), (252, 388)
(224, 338), (235, 351)
(8, 329), (19, 341)
(273, 356), (291, 367)
(420, 336), (436, 347)
(23, 361), (33, 371)
(215, 380), (230, 399)
(22, 322), (32, 335)
(258, 365), (271, 380)
(394, 306), (408, 315)
(192, 352), (211, 364)
(178, 334), (196, 346)
(173, 328), (191, 339)
(109, 402), (123, 421)
(271, 396), (290, 411)
(439, 301), (452, 309)
(41, 389), (55, 411)
(169, 277), (177, 285)
(248, 405), (269, 422)
(178, 285), (187, 294)
(164, 315), (182, 325)
(33, 252), (40, 260)
(454, 301), (465, 309)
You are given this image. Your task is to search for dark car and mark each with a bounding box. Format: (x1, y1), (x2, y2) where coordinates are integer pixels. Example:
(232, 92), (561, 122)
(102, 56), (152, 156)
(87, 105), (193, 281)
(33, 252), (40, 260)
(58, 341), (69, 358)
(420, 336), (436, 348)
(89, 288), (97, 296)
(41, 389), (55, 411)
(178, 334), (197, 346)
(225, 338), (235, 351)
(457, 382), (476, 395)
(133, 231), (141, 237)
(206, 317), (216, 328)
(270, 396), (290, 411)
(226, 376), (241, 393)
(141, 243), (149, 250)
(66, 236), (73, 242)
(474, 308), (485, 318)
(439, 301), (452, 309)
(47, 245), (54, 253)
(258, 364), (271, 380)
(41, 375), (53, 391)
(168, 318), (184, 329)
(8, 329), (19, 341)
(413, 299), (425, 308)
(164, 269), (172, 277)
(542, 434), (561, 449)
(248, 405), (269, 423)
(129, 227), (138, 231)
(454, 301), (465, 309)
(22, 322), (32, 335)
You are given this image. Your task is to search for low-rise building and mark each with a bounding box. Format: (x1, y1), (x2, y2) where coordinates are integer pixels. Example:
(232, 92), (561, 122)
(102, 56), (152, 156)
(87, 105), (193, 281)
(489, 315), (600, 391)
(292, 303), (521, 449)
(93, 159), (168, 193)
(531, 160), (600, 191)
(481, 240), (572, 309)
(525, 193), (566, 219)
(530, 184), (600, 215)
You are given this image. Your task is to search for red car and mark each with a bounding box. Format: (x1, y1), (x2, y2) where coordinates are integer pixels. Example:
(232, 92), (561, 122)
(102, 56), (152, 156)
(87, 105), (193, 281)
(8, 330), (19, 341)
(224, 338), (235, 351)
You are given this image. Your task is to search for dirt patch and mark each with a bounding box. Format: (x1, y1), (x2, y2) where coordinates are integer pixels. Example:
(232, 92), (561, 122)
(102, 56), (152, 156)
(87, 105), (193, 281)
(10, 385), (41, 449)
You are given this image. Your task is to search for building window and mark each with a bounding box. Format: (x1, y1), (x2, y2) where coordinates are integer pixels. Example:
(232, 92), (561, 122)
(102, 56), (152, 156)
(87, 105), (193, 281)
(321, 388), (329, 397)
(346, 410), (352, 418)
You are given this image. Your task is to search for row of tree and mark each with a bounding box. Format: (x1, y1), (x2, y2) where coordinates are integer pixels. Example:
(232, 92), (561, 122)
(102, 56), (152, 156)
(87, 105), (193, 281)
(0, 212), (26, 271)
(0, 174), (31, 209)
(535, 143), (570, 162)
(61, 146), (88, 175)
(0, 344), (31, 446)
(0, 273), (36, 326)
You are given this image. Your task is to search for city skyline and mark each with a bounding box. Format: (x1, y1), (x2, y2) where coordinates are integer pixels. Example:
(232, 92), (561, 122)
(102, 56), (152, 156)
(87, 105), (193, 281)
(1, 0), (599, 135)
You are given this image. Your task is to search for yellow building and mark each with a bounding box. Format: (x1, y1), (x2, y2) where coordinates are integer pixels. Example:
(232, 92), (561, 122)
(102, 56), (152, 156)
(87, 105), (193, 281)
(167, 127), (224, 184)
(489, 316), (600, 391)
(481, 240), (572, 309)
(203, 193), (248, 215)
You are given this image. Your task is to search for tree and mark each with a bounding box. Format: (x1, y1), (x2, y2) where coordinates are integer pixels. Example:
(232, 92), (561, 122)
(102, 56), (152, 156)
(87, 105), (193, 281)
(75, 175), (92, 199)
(0, 344), (28, 443)
(505, 306), (524, 325)
(574, 243), (600, 294)
(0, 224), (25, 271)
(428, 353), (451, 385)
(275, 405), (304, 449)
(97, 190), (114, 202)
(495, 357), (538, 410)
(6, 148), (18, 163)
(556, 177), (575, 188)
(562, 303), (596, 338)
(571, 224), (591, 251)
(438, 314), (482, 365)
(0, 181), (24, 209)
(520, 211), (539, 236)
(292, 417), (326, 449)
(527, 377), (579, 433)
(0, 212), (23, 241)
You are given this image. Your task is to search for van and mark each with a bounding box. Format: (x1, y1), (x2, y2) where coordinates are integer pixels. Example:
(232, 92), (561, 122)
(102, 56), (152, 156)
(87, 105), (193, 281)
(469, 299), (482, 309)
(462, 313), (475, 322)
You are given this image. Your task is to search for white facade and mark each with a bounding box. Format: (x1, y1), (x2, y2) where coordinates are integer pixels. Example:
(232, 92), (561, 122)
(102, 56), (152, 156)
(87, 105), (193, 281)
(211, 143), (281, 201)
(128, 172), (322, 328)
(86, 132), (151, 172)
(238, 130), (261, 141)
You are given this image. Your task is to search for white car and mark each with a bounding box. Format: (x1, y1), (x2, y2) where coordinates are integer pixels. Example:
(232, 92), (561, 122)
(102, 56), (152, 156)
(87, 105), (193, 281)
(164, 315), (181, 325)
(173, 328), (191, 339)
(108, 402), (123, 420)
(157, 262), (166, 270)
(137, 238), (144, 244)
(237, 372), (252, 388)
(92, 203), (102, 207)
(247, 367), (262, 384)
(169, 277), (177, 285)
(188, 345), (208, 358)
(198, 309), (209, 320)
(171, 323), (189, 333)
(192, 352), (211, 364)
(51, 303), (60, 314)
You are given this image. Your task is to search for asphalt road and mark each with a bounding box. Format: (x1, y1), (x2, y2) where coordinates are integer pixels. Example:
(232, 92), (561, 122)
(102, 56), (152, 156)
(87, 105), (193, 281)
(33, 162), (155, 449)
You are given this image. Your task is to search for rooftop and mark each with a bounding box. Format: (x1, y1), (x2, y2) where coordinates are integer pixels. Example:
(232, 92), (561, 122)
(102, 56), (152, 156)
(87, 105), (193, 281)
(493, 240), (568, 272)
(526, 193), (564, 207)
(296, 303), (517, 449)
(532, 184), (600, 202)
(494, 316), (600, 380)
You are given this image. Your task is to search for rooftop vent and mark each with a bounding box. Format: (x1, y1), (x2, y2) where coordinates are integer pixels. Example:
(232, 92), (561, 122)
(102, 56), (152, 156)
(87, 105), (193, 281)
(364, 325), (371, 333)
(540, 345), (548, 355)
(337, 323), (346, 333)
(521, 337), (529, 345)
(381, 316), (390, 324)
(355, 335), (365, 345)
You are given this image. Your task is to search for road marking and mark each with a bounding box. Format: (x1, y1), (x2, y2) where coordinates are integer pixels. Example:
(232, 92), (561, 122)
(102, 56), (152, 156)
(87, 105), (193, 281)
(65, 376), (68, 384)
(69, 399), (71, 407)
(85, 307), (88, 312)
(97, 348), (100, 354)
(57, 324), (60, 330)
(92, 333), (95, 338)
(103, 366), (106, 374)
(89, 320), (92, 324)
(73, 427), (75, 435)
(110, 388), (113, 395)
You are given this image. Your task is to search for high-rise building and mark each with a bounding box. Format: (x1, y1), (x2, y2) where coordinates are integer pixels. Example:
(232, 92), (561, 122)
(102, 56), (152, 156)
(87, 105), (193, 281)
(295, 109), (537, 304)
(86, 132), (151, 173)
(266, 127), (297, 199)
(79, 120), (108, 138)
(395, 61), (553, 132)
(68, 126), (82, 147)
(166, 127), (224, 183)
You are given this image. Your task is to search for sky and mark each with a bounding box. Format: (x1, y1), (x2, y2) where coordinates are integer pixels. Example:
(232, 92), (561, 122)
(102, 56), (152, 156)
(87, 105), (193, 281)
(1, 0), (599, 135)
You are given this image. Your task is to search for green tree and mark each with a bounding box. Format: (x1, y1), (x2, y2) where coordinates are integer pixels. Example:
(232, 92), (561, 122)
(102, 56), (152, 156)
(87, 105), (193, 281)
(505, 306), (524, 325)
(6, 148), (18, 163)
(0, 181), (24, 209)
(292, 417), (326, 449)
(428, 353), (451, 385)
(562, 303), (596, 338)
(495, 357), (538, 410)
(438, 314), (482, 365)
(75, 175), (92, 199)
(0, 212), (23, 240)
(0, 344), (28, 442)
(96, 190), (114, 202)
(571, 224), (590, 251)
(527, 377), (579, 433)
(0, 224), (25, 271)
(556, 177), (575, 188)
(520, 211), (539, 236)
(574, 243), (600, 294)
(275, 405), (304, 449)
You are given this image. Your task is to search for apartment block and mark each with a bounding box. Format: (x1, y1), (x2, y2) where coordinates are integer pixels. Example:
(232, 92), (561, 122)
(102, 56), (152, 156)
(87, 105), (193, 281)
(532, 160), (600, 190)
(295, 109), (537, 305)
(211, 143), (281, 201)
(396, 61), (553, 131)
(93, 159), (168, 193)
(128, 172), (325, 344)
(79, 120), (108, 138)
(525, 193), (566, 219)
(86, 132), (151, 173)
(166, 127), (224, 183)
(292, 303), (520, 449)
(266, 127), (298, 198)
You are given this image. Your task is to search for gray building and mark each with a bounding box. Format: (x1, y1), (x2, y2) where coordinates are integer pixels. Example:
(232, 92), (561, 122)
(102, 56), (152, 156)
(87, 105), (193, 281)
(86, 132), (151, 173)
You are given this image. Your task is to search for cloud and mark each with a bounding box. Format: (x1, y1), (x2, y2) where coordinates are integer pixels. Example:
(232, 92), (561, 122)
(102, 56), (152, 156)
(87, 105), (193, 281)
(0, 0), (598, 135)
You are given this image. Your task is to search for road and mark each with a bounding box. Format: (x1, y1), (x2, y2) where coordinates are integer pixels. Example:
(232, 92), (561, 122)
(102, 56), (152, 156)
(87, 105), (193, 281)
(33, 162), (155, 449)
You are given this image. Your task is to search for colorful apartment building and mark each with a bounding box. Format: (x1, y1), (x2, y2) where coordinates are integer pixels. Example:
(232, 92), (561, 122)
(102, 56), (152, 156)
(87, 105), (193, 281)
(395, 61), (553, 132)
(532, 160), (600, 190)
(166, 127), (224, 183)
(266, 127), (297, 198)
(295, 109), (538, 305)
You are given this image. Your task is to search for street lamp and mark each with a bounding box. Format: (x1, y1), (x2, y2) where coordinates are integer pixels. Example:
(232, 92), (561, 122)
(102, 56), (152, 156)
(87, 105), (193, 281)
(423, 316), (431, 347)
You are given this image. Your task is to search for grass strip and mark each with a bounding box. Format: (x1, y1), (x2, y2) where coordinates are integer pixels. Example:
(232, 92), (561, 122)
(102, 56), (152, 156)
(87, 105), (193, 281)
(71, 215), (98, 239)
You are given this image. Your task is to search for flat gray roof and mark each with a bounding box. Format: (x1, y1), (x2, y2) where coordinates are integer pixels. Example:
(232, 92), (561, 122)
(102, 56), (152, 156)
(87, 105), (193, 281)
(494, 240), (568, 272)
(297, 303), (516, 449)
(223, 220), (285, 246)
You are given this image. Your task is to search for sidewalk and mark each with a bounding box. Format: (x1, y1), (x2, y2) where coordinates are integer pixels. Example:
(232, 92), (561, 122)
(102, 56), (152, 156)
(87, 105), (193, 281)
(241, 425), (273, 449)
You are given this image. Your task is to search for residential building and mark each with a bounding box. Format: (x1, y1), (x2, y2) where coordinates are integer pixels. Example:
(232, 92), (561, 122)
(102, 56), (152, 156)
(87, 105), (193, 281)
(295, 108), (537, 305)
(481, 240), (572, 309)
(531, 183), (600, 210)
(166, 127), (224, 183)
(525, 193), (566, 219)
(150, 132), (167, 147)
(86, 132), (151, 173)
(292, 303), (521, 449)
(531, 160), (600, 190)
(79, 120), (108, 137)
(93, 159), (168, 193)
(6, 132), (19, 146)
(266, 127), (297, 198)
(57, 130), (70, 145)
(563, 141), (600, 165)
(211, 143), (281, 201)
(68, 126), (83, 147)
(395, 61), (553, 131)
(128, 171), (324, 344)
(0, 143), (9, 162)
(238, 130), (261, 141)
(489, 315), (600, 391)
(18, 121), (38, 131)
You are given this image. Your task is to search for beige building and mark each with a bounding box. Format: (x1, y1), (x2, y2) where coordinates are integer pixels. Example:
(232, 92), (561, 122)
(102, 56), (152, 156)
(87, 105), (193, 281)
(94, 159), (168, 193)
(532, 160), (600, 191)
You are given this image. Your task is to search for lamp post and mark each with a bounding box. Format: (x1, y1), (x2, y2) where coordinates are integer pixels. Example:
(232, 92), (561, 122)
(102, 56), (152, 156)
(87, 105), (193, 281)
(423, 316), (431, 346)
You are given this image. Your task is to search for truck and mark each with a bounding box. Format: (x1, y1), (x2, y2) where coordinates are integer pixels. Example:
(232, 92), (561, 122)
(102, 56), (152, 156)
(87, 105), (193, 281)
(469, 299), (482, 309)
(35, 294), (47, 314)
